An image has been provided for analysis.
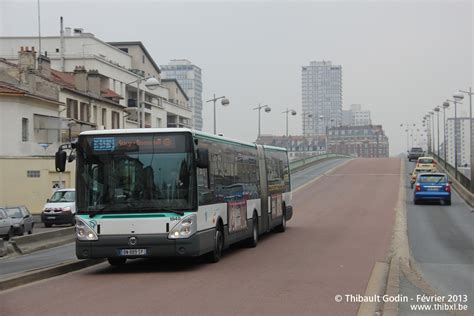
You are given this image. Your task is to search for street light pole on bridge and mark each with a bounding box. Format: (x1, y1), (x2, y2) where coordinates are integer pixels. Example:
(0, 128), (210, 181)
(457, 88), (473, 193)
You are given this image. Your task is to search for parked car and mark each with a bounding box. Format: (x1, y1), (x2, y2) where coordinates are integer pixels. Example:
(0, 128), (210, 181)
(416, 156), (437, 170)
(413, 173), (451, 205)
(410, 167), (435, 188)
(4, 206), (35, 236)
(407, 147), (425, 161)
(41, 189), (76, 227)
(0, 208), (15, 240)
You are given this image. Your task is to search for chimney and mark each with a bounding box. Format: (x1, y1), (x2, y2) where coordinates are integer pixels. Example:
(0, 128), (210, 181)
(73, 66), (87, 92)
(87, 69), (101, 96)
(38, 54), (51, 78)
(18, 46), (37, 73)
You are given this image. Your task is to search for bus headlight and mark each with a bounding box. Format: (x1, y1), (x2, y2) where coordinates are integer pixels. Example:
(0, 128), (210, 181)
(168, 214), (197, 239)
(76, 217), (98, 241)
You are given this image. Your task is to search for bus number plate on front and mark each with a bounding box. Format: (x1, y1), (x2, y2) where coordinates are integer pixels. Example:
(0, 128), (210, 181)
(119, 249), (147, 256)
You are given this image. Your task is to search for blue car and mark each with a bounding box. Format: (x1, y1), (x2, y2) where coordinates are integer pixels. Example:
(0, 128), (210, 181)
(413, 173), (451, 205)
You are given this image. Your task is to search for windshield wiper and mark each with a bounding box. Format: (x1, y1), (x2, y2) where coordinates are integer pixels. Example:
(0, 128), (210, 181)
(89, 205), (108, 218)
(141, 207), (185, 216)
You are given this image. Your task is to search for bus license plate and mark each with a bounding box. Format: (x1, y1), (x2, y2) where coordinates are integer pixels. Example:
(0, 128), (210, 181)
(119, 249), (147, 256)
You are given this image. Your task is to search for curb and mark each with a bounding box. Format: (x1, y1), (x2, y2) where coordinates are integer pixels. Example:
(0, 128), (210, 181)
(357, 261), (389, 316)
(0, 259), (105, 292)
(382, 158), (410, 315)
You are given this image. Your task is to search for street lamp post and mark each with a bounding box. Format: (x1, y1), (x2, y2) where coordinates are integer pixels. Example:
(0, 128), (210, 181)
(206, 94), (230, 135)
(282, 108), (297, 137)
(459, 88), (473, 193)
(429, 111), (435, 155)
(302, 112), (313, 136)
(127, 76), (160, 128)
(434, 107), (440, 158)
(442, 101), (450, 168)
(425, 115), (432, 154)
(253, 104), (271, 139)
(448, 94), (464, 180)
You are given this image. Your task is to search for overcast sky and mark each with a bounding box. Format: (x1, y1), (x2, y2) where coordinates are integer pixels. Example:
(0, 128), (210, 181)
(0, 0), (472, 155)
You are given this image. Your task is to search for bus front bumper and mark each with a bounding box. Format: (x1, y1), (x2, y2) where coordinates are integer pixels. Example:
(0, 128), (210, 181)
(76, 229), (215, 259)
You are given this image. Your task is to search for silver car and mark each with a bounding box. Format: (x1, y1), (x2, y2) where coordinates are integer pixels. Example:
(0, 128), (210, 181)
(0, 208), (14, 240)
(4, 206), (34, 236)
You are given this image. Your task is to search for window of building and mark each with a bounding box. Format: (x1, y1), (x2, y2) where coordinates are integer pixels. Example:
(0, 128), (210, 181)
(111, 111), (120, 129)
(80, 102), (90, 122)
(142, 55), (145, 64)
(66, 98), (78, 119)
(27, 170), (40, 178)
(93, 106), (98, 124)
(101, 108), (107, 127)
(119, 47), (128, 53)
(22, 118), (29, 141)
(33, 114), (60, 143)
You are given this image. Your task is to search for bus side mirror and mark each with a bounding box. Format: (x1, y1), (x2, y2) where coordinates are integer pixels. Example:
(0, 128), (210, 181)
(55, 150), (67, 172)
(196, 148), (209, 169)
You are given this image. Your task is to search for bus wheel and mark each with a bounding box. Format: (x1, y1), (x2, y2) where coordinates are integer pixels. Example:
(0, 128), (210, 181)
(108, 258), (127, 266)
(246, 214), (258, 248)
(206, 225), (224, 263)
(275, 211), (286, 233)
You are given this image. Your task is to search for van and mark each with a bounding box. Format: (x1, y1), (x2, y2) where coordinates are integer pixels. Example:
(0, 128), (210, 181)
(41, 189), (76, 227)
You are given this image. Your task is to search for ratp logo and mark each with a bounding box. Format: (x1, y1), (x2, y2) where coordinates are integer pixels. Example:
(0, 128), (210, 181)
(88, 220), (97, 229)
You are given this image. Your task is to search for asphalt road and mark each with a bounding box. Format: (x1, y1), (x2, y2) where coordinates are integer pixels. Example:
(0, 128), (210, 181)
(0, 158), (348, 279)
(0, 243), (74, 280)
(291, 158), (348, 189)
(0, 158), (400, 316)
(405, 160), (474, 311)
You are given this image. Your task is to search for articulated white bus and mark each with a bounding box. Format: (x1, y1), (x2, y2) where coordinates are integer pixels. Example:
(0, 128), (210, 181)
(56, 128), (293, 265)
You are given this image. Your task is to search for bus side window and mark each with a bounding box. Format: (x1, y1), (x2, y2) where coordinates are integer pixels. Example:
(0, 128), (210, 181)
(197, 168), (213, 205)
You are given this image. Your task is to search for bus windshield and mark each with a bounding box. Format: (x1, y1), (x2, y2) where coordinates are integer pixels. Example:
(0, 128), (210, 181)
(76, 133), (196, 214)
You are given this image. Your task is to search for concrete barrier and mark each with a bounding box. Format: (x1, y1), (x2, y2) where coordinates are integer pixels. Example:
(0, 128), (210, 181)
(9, 227), (75, 255)
(434, 161), (474, 207)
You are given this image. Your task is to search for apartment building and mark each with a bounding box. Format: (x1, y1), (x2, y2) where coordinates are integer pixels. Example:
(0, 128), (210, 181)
(256, 135), (327, 159)
(327, 125), (389, 158)
(341, 104), (372, 127)
(302, 61), (342, 136)
(161, 59), (203, 130)
(0, 31), (192, 129)
(445, 117), (472, 167)
(0, 33), (192, 212)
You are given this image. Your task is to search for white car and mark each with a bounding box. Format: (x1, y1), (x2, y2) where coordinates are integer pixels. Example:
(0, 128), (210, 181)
(0, 208), (14, 240)
(41, 189), (76, 227)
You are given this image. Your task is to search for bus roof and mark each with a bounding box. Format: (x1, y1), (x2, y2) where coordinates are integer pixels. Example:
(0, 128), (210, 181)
(79, 128), (281, 150)
(79, 128), (193, 136)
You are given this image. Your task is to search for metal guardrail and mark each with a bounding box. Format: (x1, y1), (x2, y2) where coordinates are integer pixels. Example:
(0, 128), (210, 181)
(289, 153), (351, 172)
(431, 152), (471, 191)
